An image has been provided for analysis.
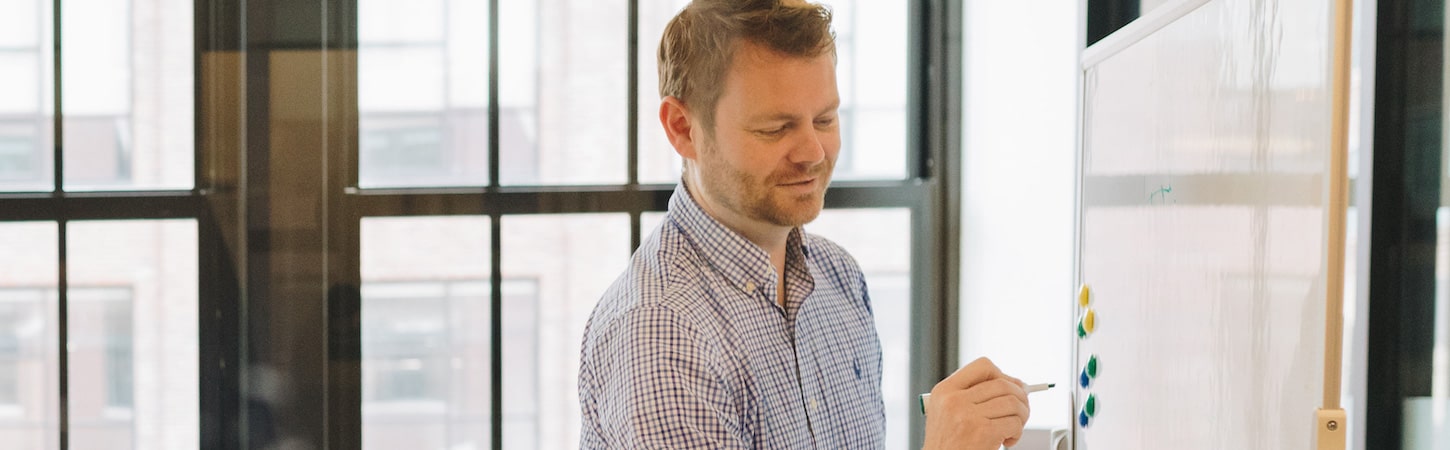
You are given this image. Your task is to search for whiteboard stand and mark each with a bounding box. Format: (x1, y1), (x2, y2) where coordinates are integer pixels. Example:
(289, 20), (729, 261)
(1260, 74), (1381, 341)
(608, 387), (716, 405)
(1318, 0), (1352, 448)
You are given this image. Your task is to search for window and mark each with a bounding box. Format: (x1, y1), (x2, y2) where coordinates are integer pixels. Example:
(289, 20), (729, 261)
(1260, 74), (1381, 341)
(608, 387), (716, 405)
(1, 4), (200, 449)
(60, 0), (194, 191)
(360, 217), (495, 450)
(348, 1), (954, 448)
(358, 0), (490, 188)
(67, 221), (199, 450)
(0, 0), (50, 192)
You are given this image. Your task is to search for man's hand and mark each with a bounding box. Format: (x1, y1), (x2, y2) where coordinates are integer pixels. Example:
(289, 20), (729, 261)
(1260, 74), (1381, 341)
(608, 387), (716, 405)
(922, 357), (1030, 450)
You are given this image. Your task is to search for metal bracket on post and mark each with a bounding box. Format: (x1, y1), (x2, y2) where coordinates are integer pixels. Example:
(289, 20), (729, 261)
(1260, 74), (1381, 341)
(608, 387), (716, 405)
(1315, 408), (1347, 450)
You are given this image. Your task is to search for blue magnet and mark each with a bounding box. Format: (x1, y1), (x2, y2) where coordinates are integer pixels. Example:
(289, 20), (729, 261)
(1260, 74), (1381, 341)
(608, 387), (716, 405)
(1079, 410), (1090, 427)
(1079, 369), (1091, 388)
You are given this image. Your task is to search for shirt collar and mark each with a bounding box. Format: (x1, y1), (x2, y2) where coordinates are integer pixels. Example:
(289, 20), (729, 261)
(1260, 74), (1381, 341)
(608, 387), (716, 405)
(668, 181), (811, 304)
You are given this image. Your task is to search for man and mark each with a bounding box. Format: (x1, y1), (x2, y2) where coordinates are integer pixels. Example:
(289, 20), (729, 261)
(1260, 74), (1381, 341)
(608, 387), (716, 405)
(578, 1), (1030, 448)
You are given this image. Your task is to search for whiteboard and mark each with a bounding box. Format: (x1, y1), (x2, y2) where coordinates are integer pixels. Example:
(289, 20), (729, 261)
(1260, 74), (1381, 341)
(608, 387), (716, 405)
(1074, 0), (1331, 448)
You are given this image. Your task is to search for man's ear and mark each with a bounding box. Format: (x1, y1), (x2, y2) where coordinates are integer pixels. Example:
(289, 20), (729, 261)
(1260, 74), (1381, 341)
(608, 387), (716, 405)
(660, 96), (699, 161)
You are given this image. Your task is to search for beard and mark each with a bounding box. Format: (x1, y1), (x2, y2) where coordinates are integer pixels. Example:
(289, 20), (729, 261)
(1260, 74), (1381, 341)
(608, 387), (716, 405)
(695, 140), (835, 227)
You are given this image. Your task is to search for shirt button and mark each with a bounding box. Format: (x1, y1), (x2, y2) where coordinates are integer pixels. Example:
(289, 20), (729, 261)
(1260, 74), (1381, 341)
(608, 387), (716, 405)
(744, 281), (757, 293)
(810, 399), (818, 410)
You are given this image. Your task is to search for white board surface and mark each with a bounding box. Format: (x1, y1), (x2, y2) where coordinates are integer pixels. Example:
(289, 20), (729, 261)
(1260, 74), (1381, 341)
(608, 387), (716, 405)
(1075, 0), (1332, 448)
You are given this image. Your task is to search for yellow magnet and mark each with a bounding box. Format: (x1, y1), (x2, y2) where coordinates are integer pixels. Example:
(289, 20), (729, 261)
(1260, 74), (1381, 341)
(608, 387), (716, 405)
(1078, 284), (1091, 308)
(1077, 308), (1097, 337)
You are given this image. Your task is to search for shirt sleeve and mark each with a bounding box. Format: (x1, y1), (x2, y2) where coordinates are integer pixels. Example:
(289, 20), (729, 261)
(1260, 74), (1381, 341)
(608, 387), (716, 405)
(579, 304), (749, 450)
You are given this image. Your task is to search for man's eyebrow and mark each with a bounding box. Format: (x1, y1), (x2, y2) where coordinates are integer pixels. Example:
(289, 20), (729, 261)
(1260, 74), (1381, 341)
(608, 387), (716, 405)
(747, 112), (798, 124)
(747, 102), (842, 124)
(817, 100), (841, 116)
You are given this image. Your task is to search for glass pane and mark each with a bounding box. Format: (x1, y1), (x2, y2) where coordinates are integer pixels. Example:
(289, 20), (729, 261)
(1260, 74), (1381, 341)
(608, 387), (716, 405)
(826, 0), (907, 180)
(0, 0), (40, 48)
(635, 0), (689, 184)
(808, 209), (911, 450)
(499, 0), (628, 186)
(360, 216), (490, 450)
(640, 211), (667, 242)
(66, 220), (198, 450)
(637, 0), (908, 183)
(0, 0), (54, 193)
(0, 222), (58, 450)
(61, 0), (193, 191)
(358, 0), (490, 188)
(501, 214), (629, 449)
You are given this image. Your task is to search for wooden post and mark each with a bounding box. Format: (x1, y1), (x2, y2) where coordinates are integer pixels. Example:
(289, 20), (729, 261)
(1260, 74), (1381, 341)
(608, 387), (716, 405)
(1317, 0), (1353, 447)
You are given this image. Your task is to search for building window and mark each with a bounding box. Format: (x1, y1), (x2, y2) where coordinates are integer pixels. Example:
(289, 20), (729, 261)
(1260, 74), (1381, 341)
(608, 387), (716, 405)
(68, 286), (136, 416)
(0, 300), (25, 410)
(363, 289), (449, 406)
(0, 289), (46, 418)
(361, 279), (537, 413)
(358, 116), (447, 188)
(102, 297), (133, 410)
(0, 133), (37, 182)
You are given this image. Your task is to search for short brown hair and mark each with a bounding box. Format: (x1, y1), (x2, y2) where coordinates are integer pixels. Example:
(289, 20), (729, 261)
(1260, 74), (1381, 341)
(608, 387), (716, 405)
(658, 0), (835, 131)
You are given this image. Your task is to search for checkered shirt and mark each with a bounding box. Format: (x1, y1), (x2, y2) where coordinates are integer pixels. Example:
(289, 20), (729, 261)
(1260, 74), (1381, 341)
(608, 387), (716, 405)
(578, 182), (885, 449)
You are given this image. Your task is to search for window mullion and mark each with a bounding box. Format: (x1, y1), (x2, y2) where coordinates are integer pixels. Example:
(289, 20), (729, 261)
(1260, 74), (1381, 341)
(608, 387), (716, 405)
(56, 220), (69, 450)
(627, 0), (639, 186)
(489, 215), (503, 450)
(488, 0), (500, 189)
(51, 0), (67, 445)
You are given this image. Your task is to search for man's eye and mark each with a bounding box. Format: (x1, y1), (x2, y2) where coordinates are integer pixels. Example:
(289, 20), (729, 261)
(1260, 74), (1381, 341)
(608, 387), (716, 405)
(814, 118), (836, 128)
(757, 126), (789, 137)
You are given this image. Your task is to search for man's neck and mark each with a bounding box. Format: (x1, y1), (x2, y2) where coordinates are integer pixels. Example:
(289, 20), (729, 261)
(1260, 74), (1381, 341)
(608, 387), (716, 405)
(684, 179), (791, 281)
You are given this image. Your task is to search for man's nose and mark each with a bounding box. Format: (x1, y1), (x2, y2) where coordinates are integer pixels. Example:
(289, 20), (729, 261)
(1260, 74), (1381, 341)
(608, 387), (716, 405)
(788, 128), (828, 165)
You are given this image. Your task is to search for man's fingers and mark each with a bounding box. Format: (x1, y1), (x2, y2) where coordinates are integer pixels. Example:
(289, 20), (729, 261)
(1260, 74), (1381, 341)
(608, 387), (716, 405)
(963, 378), (1028, 406)
(935, 357), (1004, 392)
(1005, 375), (1025, 387)
(975, 394), (1030, 421)
(989, 415), (1026, 447)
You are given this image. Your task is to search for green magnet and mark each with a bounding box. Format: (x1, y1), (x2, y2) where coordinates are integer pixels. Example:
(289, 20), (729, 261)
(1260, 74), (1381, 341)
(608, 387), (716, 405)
(1087, 355), (1099, 378)
(1077, 322), (1087, 338)
(1085, 394), (1097, 417)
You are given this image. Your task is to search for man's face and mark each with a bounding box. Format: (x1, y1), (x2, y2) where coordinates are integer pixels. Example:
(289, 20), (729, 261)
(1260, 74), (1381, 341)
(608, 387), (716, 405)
(692, 41), (840, 228)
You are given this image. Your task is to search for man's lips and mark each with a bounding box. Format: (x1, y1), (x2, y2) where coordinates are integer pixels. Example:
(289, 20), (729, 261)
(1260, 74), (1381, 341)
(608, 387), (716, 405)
(778, 177), (816, 186)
